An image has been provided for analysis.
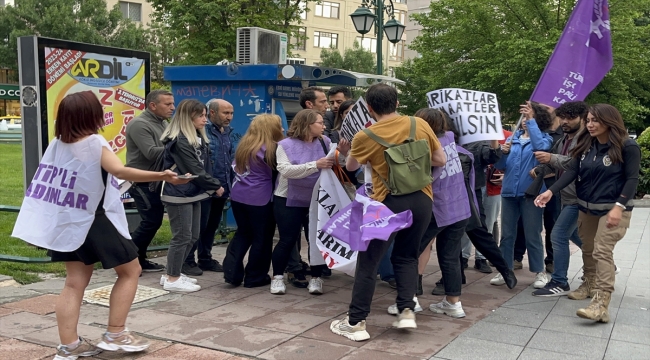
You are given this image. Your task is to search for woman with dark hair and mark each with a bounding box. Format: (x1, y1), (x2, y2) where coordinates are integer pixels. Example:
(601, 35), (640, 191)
(491, 101), (553, 288)
(159, 99), (224, 293)
(270, 109), (349, 295)
(12, 91), (188, 359)
(535, 104), (640, 322)
(223, 114), (284, 287)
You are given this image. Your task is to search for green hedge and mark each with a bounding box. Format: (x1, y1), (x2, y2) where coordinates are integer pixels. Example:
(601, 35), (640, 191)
(637, 127), (650, 196)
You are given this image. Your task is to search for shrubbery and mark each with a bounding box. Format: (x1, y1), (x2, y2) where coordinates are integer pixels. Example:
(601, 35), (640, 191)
(637, 127), (650, 196)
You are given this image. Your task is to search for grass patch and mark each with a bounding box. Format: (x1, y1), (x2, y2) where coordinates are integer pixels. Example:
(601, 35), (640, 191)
(0, 143), (176, 284)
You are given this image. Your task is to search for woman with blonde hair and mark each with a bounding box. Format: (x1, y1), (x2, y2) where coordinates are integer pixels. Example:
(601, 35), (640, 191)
(223, 114), (284, 287)
(270, 109), (350, 295)
(159, 99), (224, 293)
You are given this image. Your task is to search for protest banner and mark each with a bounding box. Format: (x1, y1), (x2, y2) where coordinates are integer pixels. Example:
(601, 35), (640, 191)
(426, 88), (504, 145)
(339, 97), (375, 142)
(308, 169), (357, 276)
(322, 193), (413, 252)
(530, 0), (612, 107)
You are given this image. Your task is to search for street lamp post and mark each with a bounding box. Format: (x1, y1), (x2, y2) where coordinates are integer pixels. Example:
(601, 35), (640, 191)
(350, 0), (406, 75)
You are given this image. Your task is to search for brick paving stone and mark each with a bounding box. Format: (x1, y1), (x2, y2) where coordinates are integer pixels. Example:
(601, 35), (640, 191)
(148, 318), (233, 344)
(0, 307), (19, 318)
(3, 294), (58, 315)
(198, 326), (294, 357)
(258, 337), (355, 360)
(120, 309), (187, 333)
(360, 328), (449, 358)
(0, 312), (58, 337)
(339, 349), (422, 360)
(283, 297), (349, 318)
(234, 291), (309, 311)
(300, 322), (389, 348)
(95, 339), (173, 360)
(138, 343), (232, 360)
(17, 322), (102, 347)
(194, 303), (277, 325)
(245, 310), (331, 335)
(0, 338), (56, 359)
(148, 294), (230, 317)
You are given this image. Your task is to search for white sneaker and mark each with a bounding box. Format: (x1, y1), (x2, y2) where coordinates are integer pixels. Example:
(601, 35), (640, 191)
(330, 316), (370, 341)
(429, 297), (466, 318)
(387, 297), (423, 315)
(533, 272), (550, 289)
(308, 277), (324, 295)
(163, 278), (201, 292)
(392, 308), (417, 329)
(490, 273), (505, 286)
(270, 275), (286, 295)
(615, 265), (620, 275)
(159, 274), (197, 286)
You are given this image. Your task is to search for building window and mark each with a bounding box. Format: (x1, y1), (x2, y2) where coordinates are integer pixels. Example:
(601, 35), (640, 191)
(292, 27), (307, 51)
(389, 40), (405, 61)
(299, 1), (307, 20)
(314, 2), (340, 19)
(394, 10), (407, 25)
(355, 37), (377, 53)
(119, 1), (142, 22)
(314, 31), (338, 49)
(287, 58), (306, 65)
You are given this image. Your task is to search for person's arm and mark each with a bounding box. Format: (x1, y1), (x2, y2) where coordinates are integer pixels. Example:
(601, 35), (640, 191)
(171, 139), (222, 191)
(527, 119), (553, 151)
(617, 142), (641, 206)
(128, 121), (164, 161)
(101, 147), (184, 184)
(431, 147), (446, 167)
(479, 141), (503, 165)
(547, 158), (579, 194)
(275, 144), (321, 179)
(494, 139), (511, 170)
(548, 153), (574, 172)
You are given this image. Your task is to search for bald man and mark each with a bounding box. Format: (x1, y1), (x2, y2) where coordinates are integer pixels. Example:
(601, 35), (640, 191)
(183, 99), (235, 275)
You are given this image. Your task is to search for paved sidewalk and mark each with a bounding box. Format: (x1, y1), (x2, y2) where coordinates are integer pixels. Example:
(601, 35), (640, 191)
(0, 208), (648, 359)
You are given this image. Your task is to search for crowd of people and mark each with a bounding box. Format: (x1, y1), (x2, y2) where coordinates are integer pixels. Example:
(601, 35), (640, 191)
(14, 83), (641, 358)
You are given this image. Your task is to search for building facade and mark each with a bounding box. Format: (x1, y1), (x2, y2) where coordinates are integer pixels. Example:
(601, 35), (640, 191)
(105, 0), (154, 27)
(290, 0), (408, 73)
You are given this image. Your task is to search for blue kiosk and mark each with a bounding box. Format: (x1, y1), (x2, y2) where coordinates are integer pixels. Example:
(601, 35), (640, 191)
(163, 63), (404, 227)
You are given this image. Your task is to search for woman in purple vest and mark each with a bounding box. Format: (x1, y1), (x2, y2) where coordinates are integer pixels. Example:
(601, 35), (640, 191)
(412, 108), (473, 318)
(223, 114), (285, 288)
(270, 109), (346, 295)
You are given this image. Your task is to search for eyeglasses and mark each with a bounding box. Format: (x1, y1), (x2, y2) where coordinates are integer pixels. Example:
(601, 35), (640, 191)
(312, 121), (324, 125)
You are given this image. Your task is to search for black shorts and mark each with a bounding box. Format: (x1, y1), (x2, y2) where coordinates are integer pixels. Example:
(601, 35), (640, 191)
(49, 213), (138, 269)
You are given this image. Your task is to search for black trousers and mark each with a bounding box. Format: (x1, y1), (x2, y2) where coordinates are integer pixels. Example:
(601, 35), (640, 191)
(543, 194), (560, 264)
(348, 191), (432, 324)
(465, 190), (510, 276)
(128, 183), (165, 262)
(419, 216), (469, 297)
(272, 196), (324, 277)
(514, 218), (527, 262)
(223, 200), (276, 287)
(185, 196), (227, 265)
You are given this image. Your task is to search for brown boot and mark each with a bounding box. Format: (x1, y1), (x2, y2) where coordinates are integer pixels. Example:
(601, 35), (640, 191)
(576, 290), (611, 323)
(568, 276), (594, 300)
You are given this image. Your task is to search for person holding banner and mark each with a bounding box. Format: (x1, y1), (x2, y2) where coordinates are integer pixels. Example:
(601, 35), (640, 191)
(535, 104), (640, 322)
(159, 100), (225, 293)
(270, 109), (350, 295)
(491, 101), (553, 288)
(223, 114), (284, 287)
(11, 91), (190, 359)
(330, 84), (446, 341)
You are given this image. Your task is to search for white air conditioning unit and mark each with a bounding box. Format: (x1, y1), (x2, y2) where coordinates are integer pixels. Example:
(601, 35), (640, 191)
(236, 27), (288, 65)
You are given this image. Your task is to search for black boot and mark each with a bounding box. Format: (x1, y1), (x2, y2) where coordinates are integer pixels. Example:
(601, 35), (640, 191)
(431, 278), (445, 295)
(416, 274), (423, 296)
(461, 257), (469, 269)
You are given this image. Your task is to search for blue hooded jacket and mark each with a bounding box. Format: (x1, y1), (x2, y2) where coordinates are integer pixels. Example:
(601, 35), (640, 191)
(494, 118), (553, 197)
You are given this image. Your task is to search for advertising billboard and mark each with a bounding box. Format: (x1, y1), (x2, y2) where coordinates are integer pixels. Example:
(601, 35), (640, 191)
(18, 36), (150, 188)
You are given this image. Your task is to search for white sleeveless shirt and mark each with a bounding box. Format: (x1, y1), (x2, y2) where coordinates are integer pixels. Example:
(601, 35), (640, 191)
(12, 135), (130, 251)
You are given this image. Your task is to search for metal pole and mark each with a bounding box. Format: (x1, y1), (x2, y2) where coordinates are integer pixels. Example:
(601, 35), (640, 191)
(376, 0), (384, 75)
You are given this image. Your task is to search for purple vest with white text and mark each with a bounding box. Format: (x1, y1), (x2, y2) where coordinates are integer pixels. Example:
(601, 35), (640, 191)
(431, 132), (471, 227)
(231, 148), (274, 206)
(279, 137), (330, 207)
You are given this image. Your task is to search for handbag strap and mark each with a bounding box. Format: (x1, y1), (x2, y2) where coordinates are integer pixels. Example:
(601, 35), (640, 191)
(318, 137), (328, 155)
(334, 150), (352, 184)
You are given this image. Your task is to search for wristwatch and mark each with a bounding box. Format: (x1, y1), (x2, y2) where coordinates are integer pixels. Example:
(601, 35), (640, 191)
(615, 202), (627, 210)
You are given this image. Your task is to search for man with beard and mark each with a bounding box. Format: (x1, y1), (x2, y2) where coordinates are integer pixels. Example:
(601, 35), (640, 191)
(530, 101), (588, 296)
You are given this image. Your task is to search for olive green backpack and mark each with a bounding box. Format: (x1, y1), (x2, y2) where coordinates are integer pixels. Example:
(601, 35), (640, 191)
(362, 117), (432, 196)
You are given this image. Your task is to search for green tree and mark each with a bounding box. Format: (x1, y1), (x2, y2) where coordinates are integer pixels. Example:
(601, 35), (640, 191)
(148, 0), (312, 65)
(0, 0), (150, 73)
(398, 0), (650, 128)
(319, 41), (376, 74)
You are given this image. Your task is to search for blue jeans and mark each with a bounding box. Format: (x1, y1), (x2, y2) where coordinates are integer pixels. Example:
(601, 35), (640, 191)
(499, 196), (545, 273)
(378, 242), (395, 281)
(550, 204), (583, 285)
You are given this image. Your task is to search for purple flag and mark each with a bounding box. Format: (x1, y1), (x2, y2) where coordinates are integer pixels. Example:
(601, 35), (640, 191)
(530, 0), (613, 106)
(321, 193), (413, 251)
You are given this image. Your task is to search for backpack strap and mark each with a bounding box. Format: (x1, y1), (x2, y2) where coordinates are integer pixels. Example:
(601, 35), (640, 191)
(362, 128), (394, 148)
(407, 116), (417, 141)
